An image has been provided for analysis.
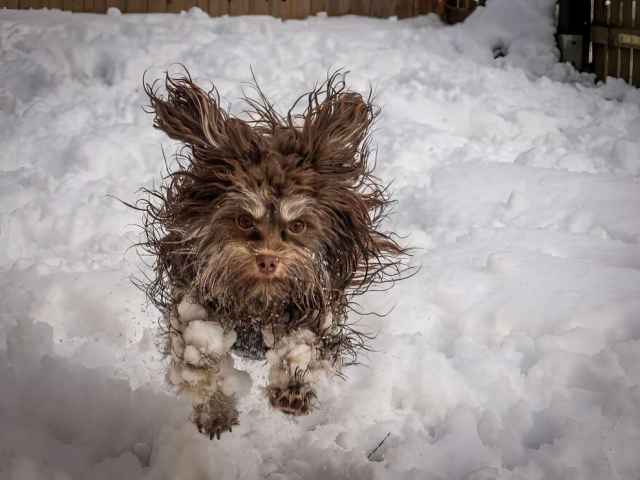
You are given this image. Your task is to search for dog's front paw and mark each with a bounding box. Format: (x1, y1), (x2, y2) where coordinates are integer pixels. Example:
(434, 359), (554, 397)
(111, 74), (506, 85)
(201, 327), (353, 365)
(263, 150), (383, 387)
(191, 391), (239, 440)
(267, 382), (316, 416)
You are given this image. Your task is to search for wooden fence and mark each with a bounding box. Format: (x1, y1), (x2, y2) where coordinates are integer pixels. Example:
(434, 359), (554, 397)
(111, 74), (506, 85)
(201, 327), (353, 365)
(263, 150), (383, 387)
(0, 0), (478, 21)
(591, 0), (640, 86)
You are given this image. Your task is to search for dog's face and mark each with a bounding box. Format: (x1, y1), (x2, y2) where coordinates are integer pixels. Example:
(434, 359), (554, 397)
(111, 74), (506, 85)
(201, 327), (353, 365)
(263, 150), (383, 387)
(196, 162), (333, 314)
(140, 72), (405, 318)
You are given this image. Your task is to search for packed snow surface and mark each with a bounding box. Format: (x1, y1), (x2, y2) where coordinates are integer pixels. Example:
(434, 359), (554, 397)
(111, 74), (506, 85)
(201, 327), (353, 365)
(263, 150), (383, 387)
(2, 1), (640, 478)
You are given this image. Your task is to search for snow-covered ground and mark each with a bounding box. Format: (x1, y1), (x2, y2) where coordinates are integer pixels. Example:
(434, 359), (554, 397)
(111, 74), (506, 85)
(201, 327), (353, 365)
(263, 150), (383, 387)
(2, 1), (640, 478)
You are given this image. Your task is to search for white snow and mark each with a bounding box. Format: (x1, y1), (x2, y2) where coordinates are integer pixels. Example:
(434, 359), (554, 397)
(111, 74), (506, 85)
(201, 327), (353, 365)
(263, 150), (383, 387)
(2, 1), (640, 479)
(183, 320), (236, 357)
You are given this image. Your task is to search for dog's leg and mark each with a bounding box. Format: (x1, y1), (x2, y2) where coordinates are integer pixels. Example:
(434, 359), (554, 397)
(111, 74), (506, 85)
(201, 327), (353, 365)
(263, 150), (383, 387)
(166, 297), (249, 439)
(264, 326), (335, 416)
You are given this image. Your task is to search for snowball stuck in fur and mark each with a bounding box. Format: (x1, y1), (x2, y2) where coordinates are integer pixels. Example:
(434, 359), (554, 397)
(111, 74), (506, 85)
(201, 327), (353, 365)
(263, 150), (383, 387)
(177, 298), (208, 322)
(183, 321), (237, 357)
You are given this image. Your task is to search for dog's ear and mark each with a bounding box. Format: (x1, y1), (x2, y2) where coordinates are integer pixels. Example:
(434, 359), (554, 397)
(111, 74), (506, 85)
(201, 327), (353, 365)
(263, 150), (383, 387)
(299, 73), (377, 175)
(144, 72), (258, 159)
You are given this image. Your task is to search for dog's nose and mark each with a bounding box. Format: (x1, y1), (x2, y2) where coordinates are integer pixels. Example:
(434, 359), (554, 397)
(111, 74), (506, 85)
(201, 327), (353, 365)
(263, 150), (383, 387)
(256, 254), (279, 275)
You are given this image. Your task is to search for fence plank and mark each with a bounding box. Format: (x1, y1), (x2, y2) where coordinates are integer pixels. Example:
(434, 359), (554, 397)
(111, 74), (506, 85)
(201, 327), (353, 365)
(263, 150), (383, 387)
(182, 0), (197, 11)
(633, 49), (640, 86)
(310, 0), (325, 13)
(349, 0), (369, 14)
(5, 0), (19, 8)
(607, 0), (621, 79)
(19, 0), (33, 8)
(128, 0), (147, 12)
(622, 0), (633, 26)
(414, 0), (434, 15)
(208, 0), (228, 15)
(48, 0), (62, 8)
(272, 0), (296, 18)
(92, 0), (105, 10)
(326, 0), (346, 15)
(620, 46), (631, 82)
(593, 0), (607, 23)
(610, 0), (621, 25)
(370, 0), (394, 17)
(148, 0), (166, 11)
(166, 0), (183, 12)
(395, 0), (412, 17)
(229, 0), (248, 14)
(250, 0), (270, 14)
(594, 44), (607, 79)
(293, 0), (311, 17)
(106, 0), (124, 11)
(608, 46), (620, 77)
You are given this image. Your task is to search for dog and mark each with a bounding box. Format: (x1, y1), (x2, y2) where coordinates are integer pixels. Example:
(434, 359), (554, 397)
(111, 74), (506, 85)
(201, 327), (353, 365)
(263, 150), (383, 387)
(133, 69), (407, 440)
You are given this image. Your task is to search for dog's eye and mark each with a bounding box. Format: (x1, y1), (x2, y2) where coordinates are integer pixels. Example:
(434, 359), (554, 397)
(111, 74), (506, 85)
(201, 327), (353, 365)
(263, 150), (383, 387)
(288, 220), (306, 234)
(237, 214), (254, 230)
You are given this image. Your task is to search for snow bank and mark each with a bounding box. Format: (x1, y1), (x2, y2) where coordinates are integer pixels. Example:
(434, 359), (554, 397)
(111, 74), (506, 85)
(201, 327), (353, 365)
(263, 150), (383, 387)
(2, 2), (640, 479)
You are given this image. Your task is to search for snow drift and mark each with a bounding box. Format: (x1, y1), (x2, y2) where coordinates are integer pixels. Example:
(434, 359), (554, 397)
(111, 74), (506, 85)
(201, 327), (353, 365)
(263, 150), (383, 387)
(1, 1), (640, 478)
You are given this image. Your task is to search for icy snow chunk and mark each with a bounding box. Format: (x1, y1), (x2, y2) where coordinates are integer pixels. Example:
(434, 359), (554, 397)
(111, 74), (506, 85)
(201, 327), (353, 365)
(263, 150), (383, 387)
(220, 368), (252, 397)
(106, 7), (121, 15)
(177, 298), (207, 322)
(286, 343), (312, 371)
(183, 345), (202, 366)
(183, 321), (236, 356)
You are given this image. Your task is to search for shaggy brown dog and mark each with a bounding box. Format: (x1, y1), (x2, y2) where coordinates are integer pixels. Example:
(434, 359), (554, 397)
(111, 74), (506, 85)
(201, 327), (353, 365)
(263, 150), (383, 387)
(132, 69), (408, 439)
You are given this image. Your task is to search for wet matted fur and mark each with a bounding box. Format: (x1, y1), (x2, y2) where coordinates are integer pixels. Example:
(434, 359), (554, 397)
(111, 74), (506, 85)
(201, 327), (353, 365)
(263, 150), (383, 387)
(129, 68), (410, 439)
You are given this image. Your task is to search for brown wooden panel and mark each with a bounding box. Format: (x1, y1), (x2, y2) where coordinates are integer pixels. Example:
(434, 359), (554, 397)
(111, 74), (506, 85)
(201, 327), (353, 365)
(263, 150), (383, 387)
(128, 0), (147, 11)
(414, 0), (434, 15)
(31, 0), (44, 9)
(249, 0), (270, 14)
(62, 0), (72, 9)
(229, 0), (248, 14)
(182, 0), (197, 11)
(594, 44), (607, 80)
(208, 0), (228, 14)
(166, 0), (184, 12)
(348, 0), (369, 14)
(105, 0), (122, 10)
(195, 0), (207, 11)
(621, 0), (633, 27)
(395, 0), (412, 17)
(370, 0), (394, 17)
(92, 0), (105, 11)
(0, 0), (8, 7)
(608, 46), (620, 77)
(326, 0), (345, 15)
(71, 0), (82, 11)
(620, 47), (631, 82)
(609, 0), (621, 26)
(6, 0), (19, 8)
(632, 49), (640, 86)
(83, 0), (94, 10)
(147, 0), (165, 11)
(293, 0), (310, 17)
(310, 0), (325, 13)
(636, 0), (640, 26)
(593, 0), (607, 24)
(19, 0), (33, 9)
(272, 0), (294, 18)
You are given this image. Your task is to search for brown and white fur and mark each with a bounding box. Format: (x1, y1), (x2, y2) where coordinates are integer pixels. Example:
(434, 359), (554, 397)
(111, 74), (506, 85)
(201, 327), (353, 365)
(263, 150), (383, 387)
(131, 70), (408, 440)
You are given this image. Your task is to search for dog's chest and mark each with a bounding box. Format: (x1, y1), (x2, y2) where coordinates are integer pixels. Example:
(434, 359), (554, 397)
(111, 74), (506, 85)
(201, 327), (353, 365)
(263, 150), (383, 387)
(232, 322), (267, 360)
